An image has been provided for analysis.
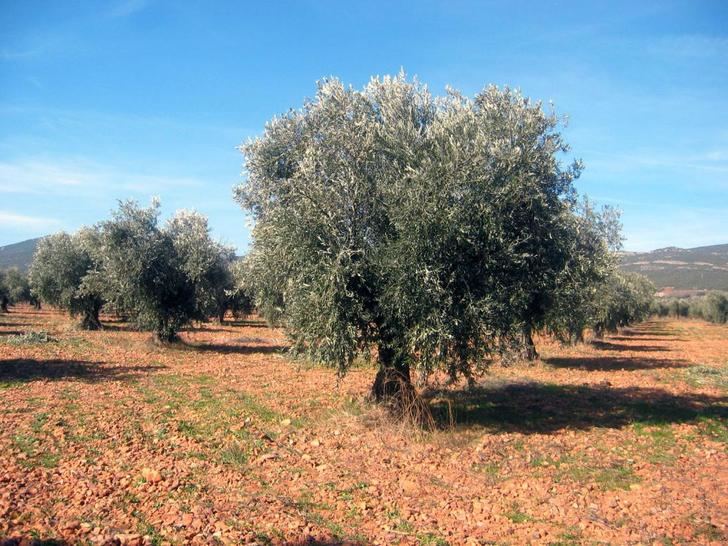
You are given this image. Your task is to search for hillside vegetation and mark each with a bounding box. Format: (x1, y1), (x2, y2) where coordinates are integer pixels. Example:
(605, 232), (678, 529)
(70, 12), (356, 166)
(621, 244), (728, 291)
(0, 238), (40, 272)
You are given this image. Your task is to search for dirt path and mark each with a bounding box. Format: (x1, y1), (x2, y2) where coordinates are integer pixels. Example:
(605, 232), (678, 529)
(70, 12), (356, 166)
(1, 308), (726, 545)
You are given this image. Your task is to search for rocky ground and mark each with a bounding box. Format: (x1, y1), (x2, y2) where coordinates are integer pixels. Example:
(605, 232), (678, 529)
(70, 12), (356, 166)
(0, 307), (726, 545)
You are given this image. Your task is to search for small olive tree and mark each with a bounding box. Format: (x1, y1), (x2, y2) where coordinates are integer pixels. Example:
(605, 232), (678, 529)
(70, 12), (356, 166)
(28, 231), (105, 329)
(99, 200), (197, 342)
(591, 271), (655, 337)
(166, 210), (237, 323)
(224, 258), (255, 320)
(544, 199), (623, 344)
(0, 271), (9, 312)
(4, 269), (38, 308)
(236, 74), (606, 402)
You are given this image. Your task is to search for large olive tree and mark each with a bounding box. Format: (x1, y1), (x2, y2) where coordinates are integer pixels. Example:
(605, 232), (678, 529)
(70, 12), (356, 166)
(235, 74), (611, 402)
(29, 231), (105, 329)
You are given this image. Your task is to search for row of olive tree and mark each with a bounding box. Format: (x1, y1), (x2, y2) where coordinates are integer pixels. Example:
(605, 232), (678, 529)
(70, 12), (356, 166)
(652, 292), (728, 324)
(28, 200), (251, 341)
(233, 74), (652, 402)
(0, 269), (38, 312)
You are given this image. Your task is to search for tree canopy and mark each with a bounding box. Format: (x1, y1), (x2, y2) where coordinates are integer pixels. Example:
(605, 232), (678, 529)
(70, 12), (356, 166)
(28, 231), (104, 329)
(235, 74), (623, 401)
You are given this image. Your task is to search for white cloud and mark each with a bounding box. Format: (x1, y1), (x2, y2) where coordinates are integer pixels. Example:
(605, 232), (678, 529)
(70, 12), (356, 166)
(0, 157), (204, 196)
(0, 211), (60, 229)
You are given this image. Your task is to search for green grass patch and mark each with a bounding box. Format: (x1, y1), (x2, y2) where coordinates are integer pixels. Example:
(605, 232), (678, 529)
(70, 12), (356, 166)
(417, 533), (449, 546)
(684, 365), (728, 391)
(553, 454), (639, 491)
(218, 443), (249, 468)
(505, 503), (533, 524)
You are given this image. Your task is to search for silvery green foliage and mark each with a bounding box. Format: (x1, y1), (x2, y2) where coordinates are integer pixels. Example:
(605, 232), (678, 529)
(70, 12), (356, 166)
(99, 200), (196, 341)
(225, 258), (255, 319)
(544, 198), (623, 343)
(591, 271), (655, 336)
(236, 73), (599, 384)
(29, 231), (104, 329)
(166, 210), (236, 321)
(3, 269), (35, 306)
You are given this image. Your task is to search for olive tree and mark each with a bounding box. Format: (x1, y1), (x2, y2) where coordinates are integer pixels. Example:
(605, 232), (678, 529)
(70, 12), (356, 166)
(591, 271), (654, 337)
(544, 199), (622, 344)
(235, 74), (606, 403)
(4, 269), (38, 308)
(225, 258), (255, 320)
(0, 271), (9, 312)
(28, 231), (105, 329)
(166, 210), (237, 323)
(99, 200), (196, 342)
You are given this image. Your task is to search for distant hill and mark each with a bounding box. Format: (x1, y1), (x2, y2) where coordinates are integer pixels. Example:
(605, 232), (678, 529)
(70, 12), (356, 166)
(621, 243), (728, 291)
(2, 237), (727, 290)
(0, 237), (41, 272)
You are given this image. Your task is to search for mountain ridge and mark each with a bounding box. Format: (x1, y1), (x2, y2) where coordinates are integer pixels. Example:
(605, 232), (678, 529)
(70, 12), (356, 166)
(2, 237), (727, 290)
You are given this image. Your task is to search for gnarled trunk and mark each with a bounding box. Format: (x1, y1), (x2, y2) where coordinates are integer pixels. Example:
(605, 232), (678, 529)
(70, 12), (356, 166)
(79, 301), (103, 330)
(522, 324), (539, 360)
(371, 345), (415, 403)
(154, 320), (179, 344)
(0, 296), (9, 313)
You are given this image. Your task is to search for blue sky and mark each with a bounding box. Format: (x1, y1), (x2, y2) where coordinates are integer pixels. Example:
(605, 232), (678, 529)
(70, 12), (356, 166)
(1, 0), (726, 251)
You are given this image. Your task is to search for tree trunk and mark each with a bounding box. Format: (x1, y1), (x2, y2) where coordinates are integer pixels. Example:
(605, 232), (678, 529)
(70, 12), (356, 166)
(522, 324), (539, 360)
(80, 305), (103, 330)
(154, 321), (179, 344)
(0, 296), (9, 313)
(217, 306), (226, 324)
(371, 345), (414, 402)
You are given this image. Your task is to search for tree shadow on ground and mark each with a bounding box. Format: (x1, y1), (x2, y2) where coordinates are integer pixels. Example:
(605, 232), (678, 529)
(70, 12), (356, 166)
(0, 358), (166, 384)
(280, 537), (368, 546)
(617, 330), (673, 337)
(590, 340), (669, 352)
(609, 335), (686, 342)
(0, 322), (33, 328)
(0, 539), (69, 546)
(0, 330), (25, 336)
(0, 535), (366, 546)
(227, 319), (270, 329)
(428, 381), (727, 434)
(544, 355), (688, 372)
(100, 323), (138, 332)
(186, 342), (285, 355)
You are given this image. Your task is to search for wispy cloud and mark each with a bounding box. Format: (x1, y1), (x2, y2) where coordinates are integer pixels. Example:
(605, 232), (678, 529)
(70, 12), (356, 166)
(623, 205), (728, 251)
(109, 0), (150, 18)
(0, 211), (60, 229)
(648, 34), (728, 59)
(582, 147), (728, 183)
(0, 48), (39, 61)
(0, 158), (204, 196)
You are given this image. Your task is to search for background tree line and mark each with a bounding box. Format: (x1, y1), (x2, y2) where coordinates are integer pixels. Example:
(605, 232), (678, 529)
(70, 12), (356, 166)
(1, 200), (252, 342)
(652, 292), (728, 324)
